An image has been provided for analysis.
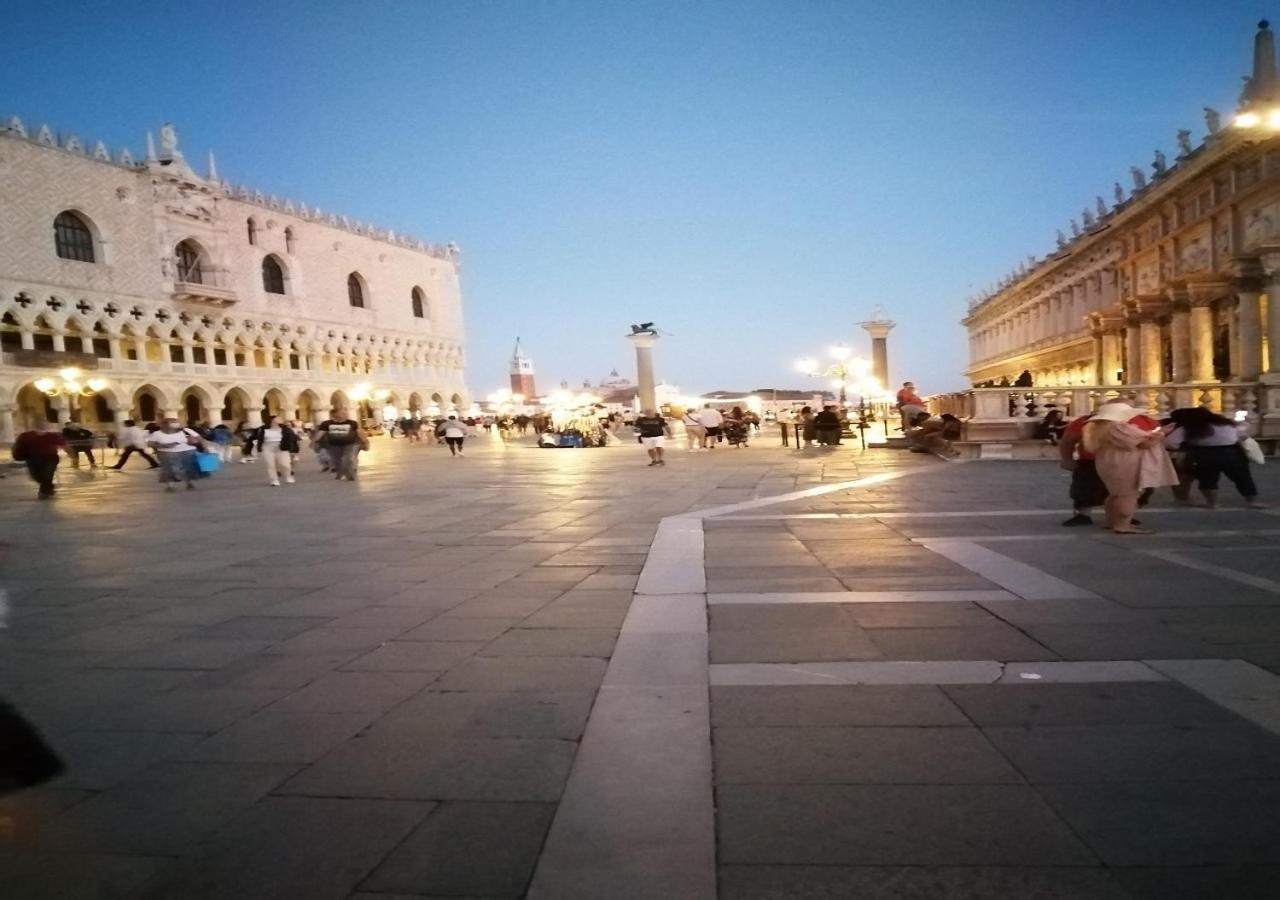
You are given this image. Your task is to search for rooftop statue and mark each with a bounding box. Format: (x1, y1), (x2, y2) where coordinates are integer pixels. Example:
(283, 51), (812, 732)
(1113, 182), (1125, 204)
(1082, 208), (1096, 228)
(1056, 229), (1068, 249)
(1096, 196), (1108, 218)
(1130, 166), (1147, 190)
(1204, 106), (1221, 134)
(1153, 149), (1167, 175)
(1176, 129), (1193, 157)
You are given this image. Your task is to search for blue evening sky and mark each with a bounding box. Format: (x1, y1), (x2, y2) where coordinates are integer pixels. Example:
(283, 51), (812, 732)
(4, 1), (1266, 395)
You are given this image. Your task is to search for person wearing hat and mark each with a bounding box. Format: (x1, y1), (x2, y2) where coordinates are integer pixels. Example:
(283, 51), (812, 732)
(1059, 399), (1160, 527)
(1081, 402), (1178, 534)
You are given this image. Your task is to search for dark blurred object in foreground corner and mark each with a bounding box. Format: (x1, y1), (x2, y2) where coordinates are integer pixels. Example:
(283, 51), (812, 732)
(0, 701), (65, 795)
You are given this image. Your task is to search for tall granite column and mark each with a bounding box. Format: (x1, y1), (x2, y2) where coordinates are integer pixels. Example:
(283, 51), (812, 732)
(860, 317), (895, 390)
(627, 332), (658, 412)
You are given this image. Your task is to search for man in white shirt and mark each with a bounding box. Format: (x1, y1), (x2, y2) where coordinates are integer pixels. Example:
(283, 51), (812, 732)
(110, 419), (159, 470)
(695, 404), (724, 449)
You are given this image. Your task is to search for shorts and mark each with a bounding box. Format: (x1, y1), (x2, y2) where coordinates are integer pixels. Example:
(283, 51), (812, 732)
(641, 436), (665, 449)
(704, 427), (722, 438)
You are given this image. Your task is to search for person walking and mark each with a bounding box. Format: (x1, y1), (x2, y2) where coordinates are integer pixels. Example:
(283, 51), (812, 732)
(1165, 407), (1267, 509)
(798, 405), (817, 448)
(682, 409), (706, 451)
(696, 404), (724, 449)
(436, 415), (468, 456)
(110, 419), (159, 470)
(209, 423), (235, 462)
(316, 407), (367, 481)
(11, 422), (66, 499)
(61, 422), (96, 468)
(253, 414), (301, 486)
(1082, 403), (1178, 534)
(635, 408), (673, 467)
(776, 408), (793, 447)
(147, 418), (203, 492)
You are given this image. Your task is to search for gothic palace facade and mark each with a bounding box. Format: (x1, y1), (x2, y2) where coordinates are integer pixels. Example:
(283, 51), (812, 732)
(963, 22), (1280, 425)
(0, 118), (467, 443)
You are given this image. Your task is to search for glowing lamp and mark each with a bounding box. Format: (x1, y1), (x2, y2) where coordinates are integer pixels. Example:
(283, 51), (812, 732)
(1236, 111), (1262, 128)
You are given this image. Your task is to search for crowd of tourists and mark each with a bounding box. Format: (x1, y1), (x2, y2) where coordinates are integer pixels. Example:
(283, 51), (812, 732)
(5, 405), (498, 499)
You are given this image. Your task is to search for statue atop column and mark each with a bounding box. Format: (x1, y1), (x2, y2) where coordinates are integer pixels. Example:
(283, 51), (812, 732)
(1130, 166), (1147, 191)
(1204, 107), (1221, 134)
(1113, 182), (1126, 205)
(1096, 196), (1108, 218)
(1152, 149), (1167, 176)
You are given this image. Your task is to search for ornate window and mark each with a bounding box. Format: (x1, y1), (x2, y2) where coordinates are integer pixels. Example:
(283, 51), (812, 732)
(347, 273), (365, 308)
(262, 256), (286, 294)
(247, 218), (257, 245)
(54, 211), (95, 262)
(411, 286), (426, 318)
(175, 241), (204, 284)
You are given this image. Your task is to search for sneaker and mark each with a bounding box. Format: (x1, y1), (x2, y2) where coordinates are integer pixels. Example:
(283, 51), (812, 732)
(1061, 513), (1092, 527)
(269, 481), (280, 487)
(647, 461), (658, 467)
(285, 476), (296, 484)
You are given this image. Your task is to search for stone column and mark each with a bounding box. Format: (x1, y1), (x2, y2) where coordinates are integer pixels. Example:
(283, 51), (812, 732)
(0, 404), (15, 445)
(182, 342), (195, 366)
(1124, 320), (1142, 383)
(1169, 302), (1192, 382)
(19, 330), (34, 351)
(627, 331), (659, 412)
(860, 317), (895, 388)
(1263, 254), (1280, 376)
(51, 332), (66, 352)
(1140, 318), (1163, 384)
(245, 409), (263, 428)
(1091, 332), (1104, 383)
(108, 336), (123, 362)
(79, 335), (94, 354)
(1101, 330), (1124, 385)
(1190, 301), (1217, 382)
(1237, 286), (1263, 380)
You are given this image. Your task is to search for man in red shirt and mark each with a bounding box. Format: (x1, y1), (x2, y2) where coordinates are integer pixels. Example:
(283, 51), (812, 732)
(896, 382), (925, 432)
(12, 422), (67, 500)
(1059, 399), (1158, 526)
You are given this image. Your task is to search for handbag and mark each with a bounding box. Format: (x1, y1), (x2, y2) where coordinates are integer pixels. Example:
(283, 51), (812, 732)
(194, 450), (221, 474)
(1241, 436), (1265, 466)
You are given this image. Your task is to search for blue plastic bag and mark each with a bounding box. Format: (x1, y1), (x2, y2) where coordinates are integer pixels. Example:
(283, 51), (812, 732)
(194, 451), (221, 475)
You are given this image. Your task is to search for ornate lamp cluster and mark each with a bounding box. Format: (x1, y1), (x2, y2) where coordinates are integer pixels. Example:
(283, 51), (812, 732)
(33, 367), (108, 398)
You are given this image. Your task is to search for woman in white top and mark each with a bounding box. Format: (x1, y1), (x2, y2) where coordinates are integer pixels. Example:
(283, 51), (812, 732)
(147, 419), (202, 491)
(253, 415), (301, 486)
(1165, 407), (1265, 508)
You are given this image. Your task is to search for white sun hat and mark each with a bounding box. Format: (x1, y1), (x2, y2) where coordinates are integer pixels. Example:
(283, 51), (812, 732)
(1090, 403), (1141, 423)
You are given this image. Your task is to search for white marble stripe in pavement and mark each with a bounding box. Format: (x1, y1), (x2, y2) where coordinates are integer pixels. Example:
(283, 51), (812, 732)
(710, 659), (1170, 686)
(1138, 548), (1280, 594)
(682, 471), (903, 519)
(634, 516), (705, 595)
(533, 468), (914, 898)
(716, 508), (1191, 521)
(1147, 658), (1280, 736)
(918, 539), (1101, 600)
(708, 589), (1018, 605)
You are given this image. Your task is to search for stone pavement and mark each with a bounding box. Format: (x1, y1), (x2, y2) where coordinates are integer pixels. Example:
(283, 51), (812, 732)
(3, 434), (1280, 898)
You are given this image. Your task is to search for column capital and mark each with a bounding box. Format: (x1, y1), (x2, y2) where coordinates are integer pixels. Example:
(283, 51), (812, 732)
(1186, 279), (1232, 307)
